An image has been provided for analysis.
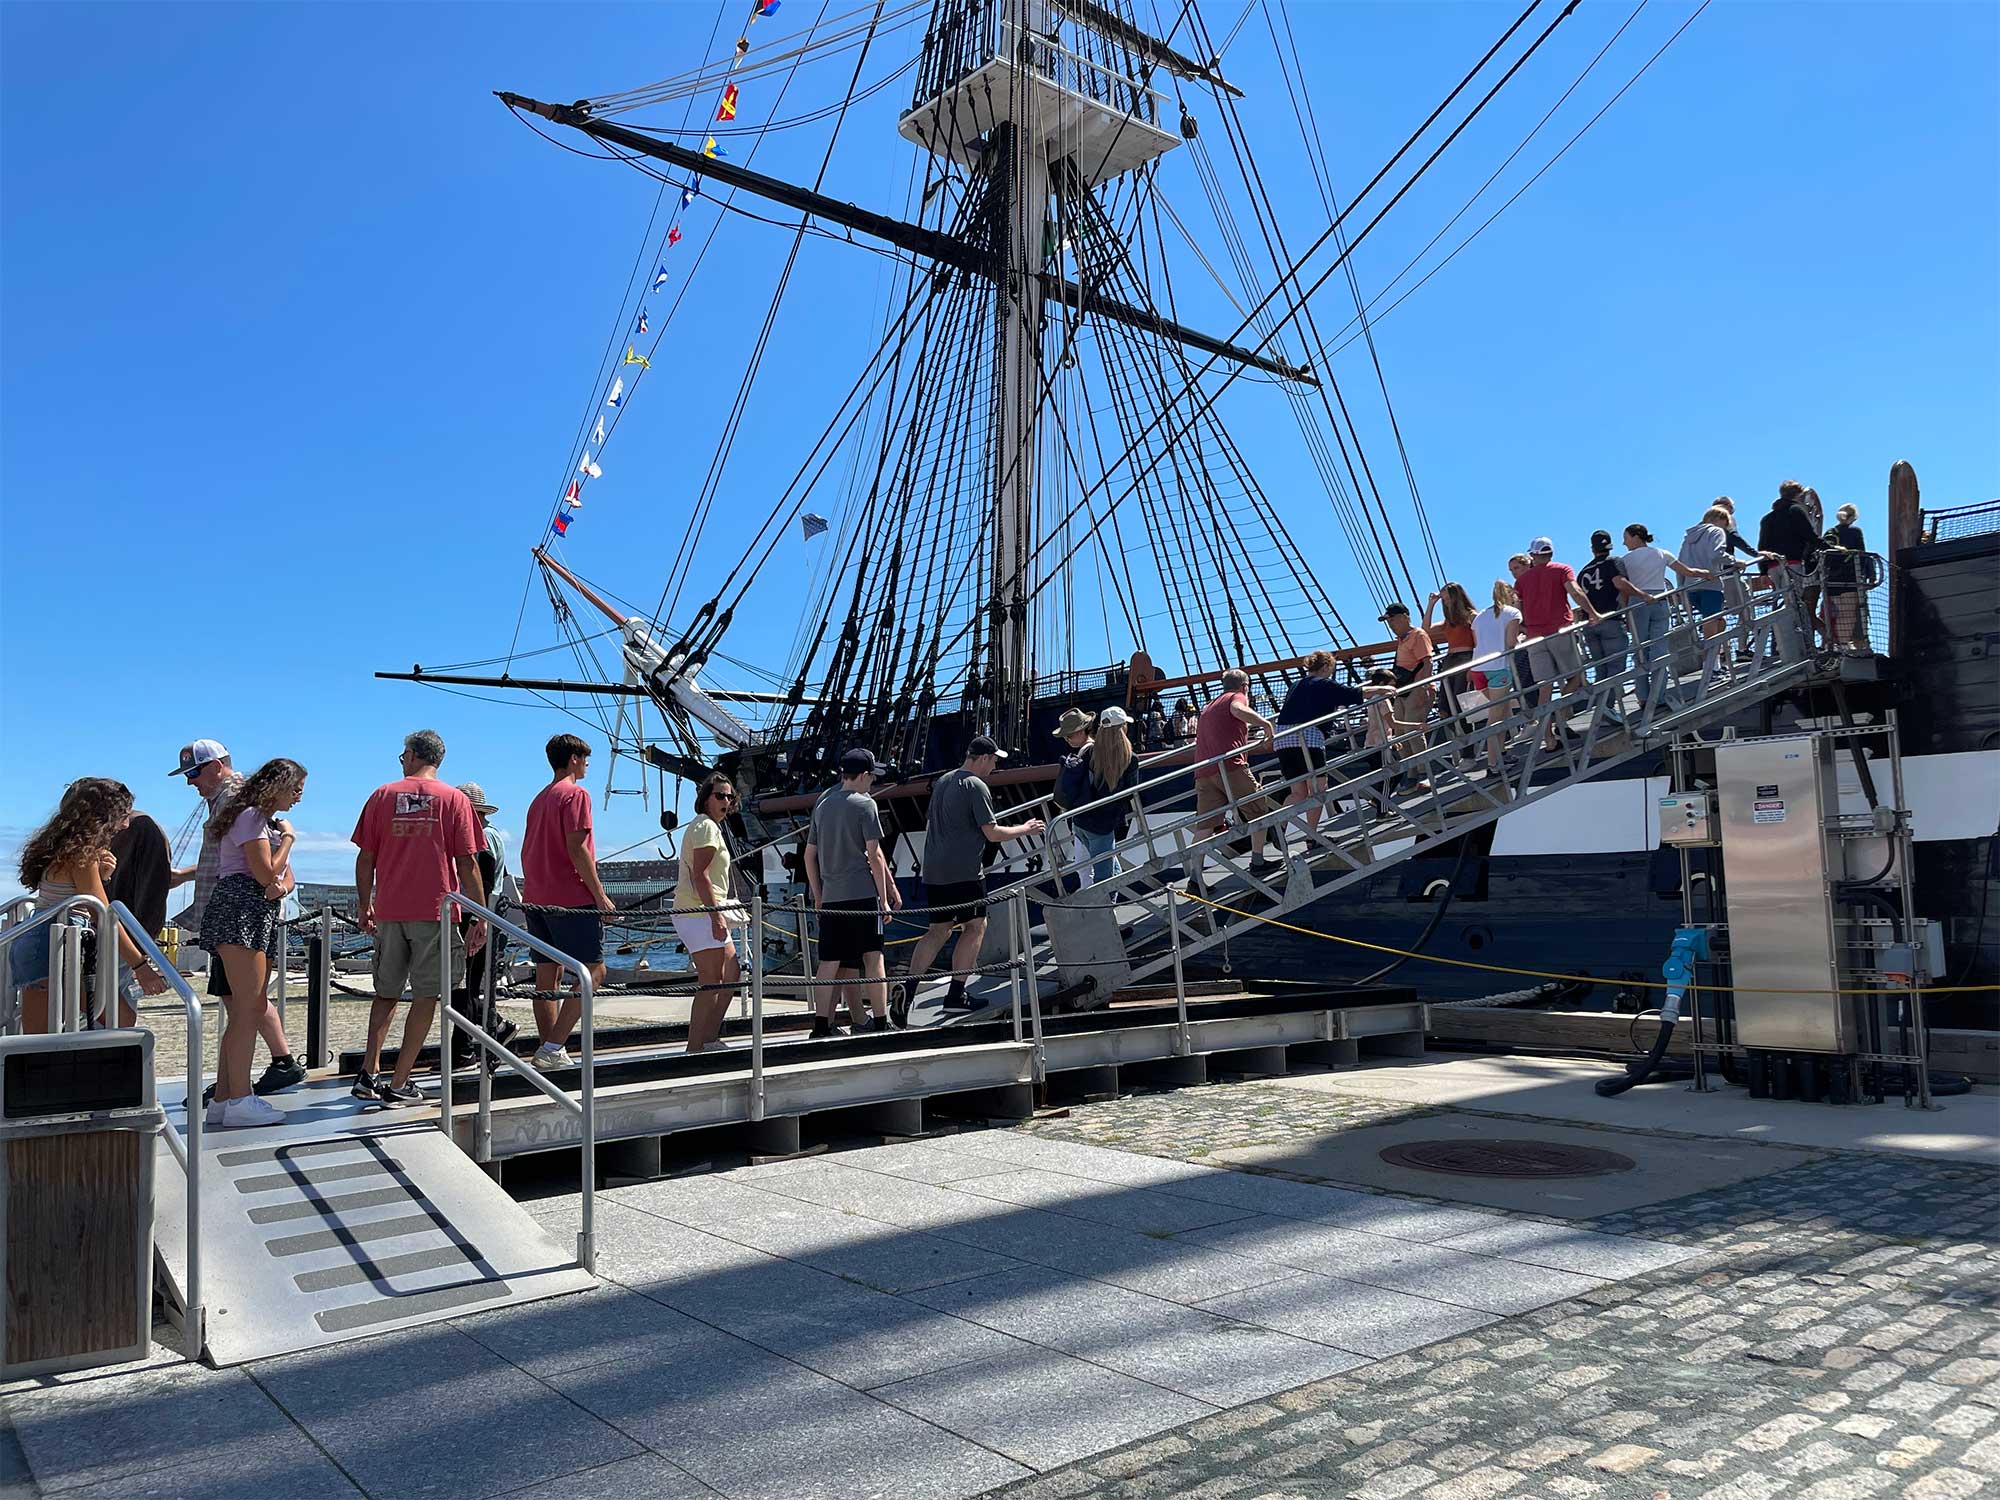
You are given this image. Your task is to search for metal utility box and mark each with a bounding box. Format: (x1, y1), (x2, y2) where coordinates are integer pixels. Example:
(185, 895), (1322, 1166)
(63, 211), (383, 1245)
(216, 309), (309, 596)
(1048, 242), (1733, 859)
(1658, 793), (1716, 846)
(1715, 736), (1852, 1053)
(0, 1031), (160, 1378)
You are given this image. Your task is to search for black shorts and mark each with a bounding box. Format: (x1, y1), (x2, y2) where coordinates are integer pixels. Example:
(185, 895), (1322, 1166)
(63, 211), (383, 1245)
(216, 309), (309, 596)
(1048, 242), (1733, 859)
(206, 949), (232, 997)
(923, 880), (987, 927)
(1277, 744), (1325, 781)
(524, 907), (604, 965)
(817, 897), (882, 968)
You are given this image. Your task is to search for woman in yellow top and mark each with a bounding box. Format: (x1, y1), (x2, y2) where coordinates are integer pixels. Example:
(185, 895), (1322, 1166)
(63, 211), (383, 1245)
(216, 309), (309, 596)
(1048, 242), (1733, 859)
(673, 773), (749, 1054)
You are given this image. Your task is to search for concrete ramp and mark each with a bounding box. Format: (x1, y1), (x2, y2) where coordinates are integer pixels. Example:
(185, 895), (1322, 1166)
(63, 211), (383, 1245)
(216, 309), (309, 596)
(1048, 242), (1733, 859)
(155, 1079), (594, 1366)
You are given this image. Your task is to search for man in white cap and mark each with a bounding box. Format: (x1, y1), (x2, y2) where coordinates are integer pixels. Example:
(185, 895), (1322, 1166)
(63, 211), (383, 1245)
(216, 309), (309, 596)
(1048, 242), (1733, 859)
(1515, 538), (1601, 752)
(896, 734), (1044, 1023)
(169, 739), (307, 1096)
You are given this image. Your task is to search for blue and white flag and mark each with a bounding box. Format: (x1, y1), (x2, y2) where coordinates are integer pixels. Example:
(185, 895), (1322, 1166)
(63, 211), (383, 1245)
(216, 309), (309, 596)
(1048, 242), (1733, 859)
(652, 266), (670, 291)
(636, 308), (649, 336)
(606, 375), (623, 409)
(680, 182), (699, 210)
(593, 416), (605, 445)
(801, 512), (828, 541)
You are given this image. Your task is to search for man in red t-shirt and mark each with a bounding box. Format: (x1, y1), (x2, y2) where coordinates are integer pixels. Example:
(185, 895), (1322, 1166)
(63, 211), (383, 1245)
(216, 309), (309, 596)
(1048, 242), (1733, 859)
(1192, 668), (1284, 876)
(1513, 538), (1603, 751)
(350, 729), (486, 1105)
(521, 732), (614, 1071)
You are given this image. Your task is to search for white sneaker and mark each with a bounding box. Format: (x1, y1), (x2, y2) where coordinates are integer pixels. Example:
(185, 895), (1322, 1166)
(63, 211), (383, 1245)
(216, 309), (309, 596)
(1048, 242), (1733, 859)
(204, 1099), (225, 1127)
(531, 1045), (574, 1073)
(219, 1094), (284, 1129)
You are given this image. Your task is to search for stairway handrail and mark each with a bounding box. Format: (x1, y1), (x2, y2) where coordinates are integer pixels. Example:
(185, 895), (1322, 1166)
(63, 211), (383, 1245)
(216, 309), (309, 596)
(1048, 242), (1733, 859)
(1012, 564), (1825, 903)
(0, 893), (121, 1033)
(106, 901), (205, 1359)
(438, 891), (597, 1274)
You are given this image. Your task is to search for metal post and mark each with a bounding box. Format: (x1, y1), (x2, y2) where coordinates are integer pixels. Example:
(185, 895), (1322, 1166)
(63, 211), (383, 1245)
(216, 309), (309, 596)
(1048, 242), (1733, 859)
(308, 905), (332, 1069)
(575, 962), (596, 1274)
(58, 922), (85, 1033)
(1006, 889), (1024, 1043)
(1167, 886), (1190, 1057)
(477, 917), (497, 1162)
(1016, 891), (1044, 1081)
(749, 893), (766, 1123)
(274, 922), (288, 1033)
(438, 896), (455, 1146)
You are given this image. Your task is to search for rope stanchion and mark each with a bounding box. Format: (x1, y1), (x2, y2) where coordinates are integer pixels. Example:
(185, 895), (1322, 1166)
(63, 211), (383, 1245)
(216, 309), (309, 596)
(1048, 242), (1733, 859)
(1176, 890), (1999, 998)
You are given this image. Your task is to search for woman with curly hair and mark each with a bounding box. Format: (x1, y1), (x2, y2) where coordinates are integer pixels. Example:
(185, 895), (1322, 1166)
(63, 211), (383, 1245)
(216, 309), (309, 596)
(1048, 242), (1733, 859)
(199, 758), (307, 1128)
(13, 779), (169, 1033)
(673, 771), (748, 1055)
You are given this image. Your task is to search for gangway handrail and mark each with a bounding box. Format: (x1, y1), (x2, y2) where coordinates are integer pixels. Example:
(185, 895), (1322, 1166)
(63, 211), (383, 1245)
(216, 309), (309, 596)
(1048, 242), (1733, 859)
(993, 564), (1843, 986)
(0, 893), (120, 1034)
(1028, 560), (1826, 883)
(105, 901), (206, 1358)
(438, 892), (596, 1274)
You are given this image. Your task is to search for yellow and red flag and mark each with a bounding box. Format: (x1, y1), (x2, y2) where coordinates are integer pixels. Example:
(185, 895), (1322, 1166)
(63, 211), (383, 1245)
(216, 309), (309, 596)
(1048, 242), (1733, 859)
(717, 84), (739, 122)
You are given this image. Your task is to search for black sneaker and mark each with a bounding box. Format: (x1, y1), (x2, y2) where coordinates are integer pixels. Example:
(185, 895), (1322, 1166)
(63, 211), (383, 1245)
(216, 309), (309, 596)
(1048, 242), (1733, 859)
(888, 981), (912, 1029)
(490, 1015), (520, 1048)
(350, 1069), (377, 1100)
(374, 1080), (423, 1107)
(253, 1056), (307, 1095)
(856, 1016), (891, 1034)
(939, 988), (976, 1012)
(807, 1019), (847, 1040)
(201, 1081), (216, 1106)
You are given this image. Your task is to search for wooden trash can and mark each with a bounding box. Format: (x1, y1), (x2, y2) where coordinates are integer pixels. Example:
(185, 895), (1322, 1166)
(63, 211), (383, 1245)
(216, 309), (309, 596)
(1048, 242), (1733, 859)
(0, 1031), (160, 1378)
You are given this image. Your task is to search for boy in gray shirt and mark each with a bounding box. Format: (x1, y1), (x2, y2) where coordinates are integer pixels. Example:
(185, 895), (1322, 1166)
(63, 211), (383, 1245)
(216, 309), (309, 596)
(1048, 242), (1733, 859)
(897, 735), (1044, 1023)
(805, 747), (901, 1037)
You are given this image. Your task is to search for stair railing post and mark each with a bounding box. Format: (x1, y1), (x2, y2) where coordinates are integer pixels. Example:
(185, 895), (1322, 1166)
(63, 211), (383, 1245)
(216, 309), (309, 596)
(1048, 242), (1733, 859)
(477, 906), (497, 1162)
(1006, 886), (1024, 1044)
(437, 895), (455, 1147)
(308, 905), (333, 1069)
(749, 893), (766, 1122)
(1167, 885), (1190, 1057)
(1015, 890), (1043, 1081)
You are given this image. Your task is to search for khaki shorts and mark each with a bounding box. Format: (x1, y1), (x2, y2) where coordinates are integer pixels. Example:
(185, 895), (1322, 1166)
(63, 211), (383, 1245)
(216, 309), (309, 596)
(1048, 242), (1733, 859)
(373, 919), (464, 999)
(1195, 763), (1276, 823)
(1526, 632), (1583, 685)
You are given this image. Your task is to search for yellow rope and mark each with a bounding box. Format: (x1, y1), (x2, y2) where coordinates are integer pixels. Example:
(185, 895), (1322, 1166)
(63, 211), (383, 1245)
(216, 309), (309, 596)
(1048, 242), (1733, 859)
(1176, 889), (1998, 998)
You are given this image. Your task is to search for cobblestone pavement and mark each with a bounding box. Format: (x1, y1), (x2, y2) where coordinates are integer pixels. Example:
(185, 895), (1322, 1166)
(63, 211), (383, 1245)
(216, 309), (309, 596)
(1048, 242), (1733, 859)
(997, 1083), (2000, 1500)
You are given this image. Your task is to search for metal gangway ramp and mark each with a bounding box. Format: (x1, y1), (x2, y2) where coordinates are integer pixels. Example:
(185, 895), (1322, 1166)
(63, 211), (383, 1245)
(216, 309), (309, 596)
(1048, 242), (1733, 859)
(990, 570), (1867, 1002)
(152, 1084), (595, 1367)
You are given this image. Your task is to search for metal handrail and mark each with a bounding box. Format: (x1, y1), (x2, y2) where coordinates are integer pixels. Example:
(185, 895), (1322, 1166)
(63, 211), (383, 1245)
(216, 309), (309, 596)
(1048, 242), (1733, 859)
(438, 892), (596, 1273)
(0, 894), (119, 1034)
(106, 902), (205, 1358)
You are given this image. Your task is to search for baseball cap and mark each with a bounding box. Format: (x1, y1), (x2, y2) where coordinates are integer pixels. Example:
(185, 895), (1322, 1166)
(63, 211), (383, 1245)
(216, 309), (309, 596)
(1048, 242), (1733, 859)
(1097, 706), (1133, 728)
(1528, 536), (1555, 556)
(1590, 529), (1612, 547)
(1377, 602), (1409, 622)
(457, 781), (498, 814)
(170, 739), (229, 779)
(839, 746), (888, 778)
(965, 734), (1009, 761)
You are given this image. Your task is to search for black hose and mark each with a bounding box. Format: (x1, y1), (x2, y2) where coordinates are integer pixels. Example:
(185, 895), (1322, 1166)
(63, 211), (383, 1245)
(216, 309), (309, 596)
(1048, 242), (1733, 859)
(1348, 835), (1474, 985)
(1595, 1011), (1677, 1096)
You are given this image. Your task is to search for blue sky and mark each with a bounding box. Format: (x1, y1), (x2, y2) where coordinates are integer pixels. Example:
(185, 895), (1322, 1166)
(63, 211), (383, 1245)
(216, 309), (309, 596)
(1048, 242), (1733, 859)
(3, 0), (1994, 887)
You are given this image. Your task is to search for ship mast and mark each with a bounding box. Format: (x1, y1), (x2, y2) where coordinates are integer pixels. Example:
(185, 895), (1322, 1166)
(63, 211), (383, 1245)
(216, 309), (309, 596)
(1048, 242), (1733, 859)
(900, 0), (1186, 742)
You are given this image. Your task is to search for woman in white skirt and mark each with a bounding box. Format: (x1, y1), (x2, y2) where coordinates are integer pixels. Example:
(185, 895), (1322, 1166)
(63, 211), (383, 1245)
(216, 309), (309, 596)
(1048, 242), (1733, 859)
(673, 773), (749, 1054)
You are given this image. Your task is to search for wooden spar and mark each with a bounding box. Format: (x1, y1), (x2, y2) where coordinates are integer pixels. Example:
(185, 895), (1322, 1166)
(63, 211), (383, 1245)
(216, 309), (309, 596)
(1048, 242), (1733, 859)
(534, 547), (629, 627)
(1887, 460), (1921, 660)
(1128, 639), (1400, 705)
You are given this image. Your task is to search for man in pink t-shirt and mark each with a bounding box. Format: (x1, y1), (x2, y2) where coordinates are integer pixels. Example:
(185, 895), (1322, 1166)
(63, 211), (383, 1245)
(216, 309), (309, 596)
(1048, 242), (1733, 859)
(1513, 538), (1603, 752)
(521, 732), (614, 1071)
(350, 729), (486, 1105)
(1191, 668), (1284, 876)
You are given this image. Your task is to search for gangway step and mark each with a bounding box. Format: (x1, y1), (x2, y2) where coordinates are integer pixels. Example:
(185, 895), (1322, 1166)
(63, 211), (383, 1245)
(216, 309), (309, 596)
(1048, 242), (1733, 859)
(155, 1080), (594, 1367)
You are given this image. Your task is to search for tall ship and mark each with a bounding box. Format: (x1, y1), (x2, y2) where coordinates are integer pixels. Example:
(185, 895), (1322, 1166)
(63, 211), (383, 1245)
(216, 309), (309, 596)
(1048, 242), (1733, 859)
(383, 0), (1997, 1019)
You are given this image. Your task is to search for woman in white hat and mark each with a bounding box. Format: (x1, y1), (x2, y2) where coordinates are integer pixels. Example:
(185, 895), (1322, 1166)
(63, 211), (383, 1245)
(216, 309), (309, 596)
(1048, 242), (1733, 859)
(1070, 708), (1139, 885)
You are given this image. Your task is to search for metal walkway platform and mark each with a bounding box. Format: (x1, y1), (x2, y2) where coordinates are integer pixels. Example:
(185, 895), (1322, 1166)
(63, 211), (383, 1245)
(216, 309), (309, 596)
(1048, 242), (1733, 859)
(155, 1078), (594, 1367)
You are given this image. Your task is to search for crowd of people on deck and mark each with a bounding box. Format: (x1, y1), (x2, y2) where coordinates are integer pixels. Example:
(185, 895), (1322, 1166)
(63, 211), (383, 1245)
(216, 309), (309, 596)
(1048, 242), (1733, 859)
(4, 483), (1878, 1111)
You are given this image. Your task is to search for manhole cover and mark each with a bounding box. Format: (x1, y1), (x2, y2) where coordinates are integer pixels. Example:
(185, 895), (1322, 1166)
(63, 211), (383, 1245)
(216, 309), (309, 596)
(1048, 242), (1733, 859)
(1380, 1139), (1637, 1179)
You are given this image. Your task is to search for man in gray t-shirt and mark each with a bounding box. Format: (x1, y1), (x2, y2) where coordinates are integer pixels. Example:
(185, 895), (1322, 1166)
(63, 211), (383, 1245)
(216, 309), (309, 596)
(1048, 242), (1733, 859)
(805, 747), (902, 1036)
(897, 735), (1044, 1023)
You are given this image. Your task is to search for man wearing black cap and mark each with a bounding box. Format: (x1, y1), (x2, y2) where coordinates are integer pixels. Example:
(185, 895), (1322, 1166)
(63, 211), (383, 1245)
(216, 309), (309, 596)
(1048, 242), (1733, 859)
(1575, 530), (1635, 721)
(897, 735), (1045, 1023)
(805, 748), (902, 1038)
